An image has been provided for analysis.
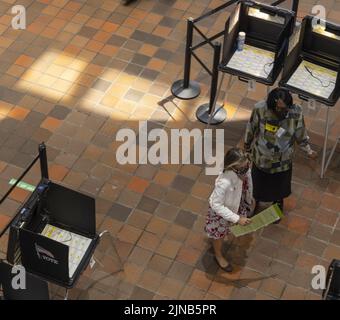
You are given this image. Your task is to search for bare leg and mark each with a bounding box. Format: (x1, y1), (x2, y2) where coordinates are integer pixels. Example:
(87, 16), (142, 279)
(212, 237), (230, 267)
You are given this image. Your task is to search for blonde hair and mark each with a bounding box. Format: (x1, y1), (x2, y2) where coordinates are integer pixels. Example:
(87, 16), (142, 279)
(223, 147), (248, 172)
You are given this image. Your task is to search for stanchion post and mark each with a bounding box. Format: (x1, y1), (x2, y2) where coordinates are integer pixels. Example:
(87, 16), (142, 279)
(208, 42), (222, 115)
(183, 18), (194, 88)
(171, 18), (201, 100)
(196, 42), (227, 125)
(39, 143), (49, 180)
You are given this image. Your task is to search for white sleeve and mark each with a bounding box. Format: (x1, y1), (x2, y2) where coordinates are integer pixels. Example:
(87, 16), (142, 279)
(209, 179), (240, 224)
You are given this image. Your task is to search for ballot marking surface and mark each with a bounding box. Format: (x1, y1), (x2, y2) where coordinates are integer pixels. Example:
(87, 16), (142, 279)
(41, 224), (92, 278)
(226, 44), (275, 79)
(287, 60), (337, 99)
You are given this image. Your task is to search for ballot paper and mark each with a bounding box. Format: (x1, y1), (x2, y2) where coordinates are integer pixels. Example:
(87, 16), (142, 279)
(287, 60), (337, 99)
(230, 204), (283, 237)
(41, 224), (92, 278)
(226, 44), (275, 79)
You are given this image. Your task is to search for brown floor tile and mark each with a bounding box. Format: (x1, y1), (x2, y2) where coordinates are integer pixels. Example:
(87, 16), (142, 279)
(117, 224), (142, 245)
(323, 244), (340, 261)
(127, 209), (152, 229)
(117, 189), (142, 209)
(281, 285), (308, 300)
(108, 203), (132, 222)
(153, 170), (176, 186)
(130, 286), (155, 300)
(156, 238), (182, 259)
(163, 188), (187, 207)
(188, 269), (212, 291)
(167, 261), (194, 283)
(157, 277), (184, 299)
(145, 183), (166, 200)
(127, 176), (150, 193)
(208, 280), (234, 299)
(137, 196), (159, 213)
(137, 230), (161, 251)
(146, 253), (172, 274)
(259, 278), (286, 299)
(128, 246), (153, 267)
(230, 287), (257, 300)
(145, 217), (169, 237)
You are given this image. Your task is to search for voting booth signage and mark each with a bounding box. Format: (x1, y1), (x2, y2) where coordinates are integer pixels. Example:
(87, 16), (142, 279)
(220, 1), (295, 85)
(280, 15), (340, 106)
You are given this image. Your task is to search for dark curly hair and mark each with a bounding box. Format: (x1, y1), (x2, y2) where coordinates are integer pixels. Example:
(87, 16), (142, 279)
(267, 88), (293, 110)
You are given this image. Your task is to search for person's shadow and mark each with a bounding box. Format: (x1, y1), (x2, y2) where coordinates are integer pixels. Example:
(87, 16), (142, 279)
(200, 234), (277, 289)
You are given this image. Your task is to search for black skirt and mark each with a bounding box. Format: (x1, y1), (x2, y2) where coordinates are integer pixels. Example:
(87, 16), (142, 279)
(251, 165), (292, 202)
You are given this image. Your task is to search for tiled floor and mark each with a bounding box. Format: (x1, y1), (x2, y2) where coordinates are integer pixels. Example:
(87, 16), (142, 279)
(0, 0), (340, 300)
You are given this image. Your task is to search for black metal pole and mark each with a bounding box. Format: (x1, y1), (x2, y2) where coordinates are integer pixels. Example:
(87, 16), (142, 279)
(292, 0), (299, 15)
(39, 143), (49, 180)
(183, 18), (194, 88)
(171, 18), (201, 100)
(208, 42), (221, 114)
(196, 42), (226, 125)
(0, 154), (40, 238)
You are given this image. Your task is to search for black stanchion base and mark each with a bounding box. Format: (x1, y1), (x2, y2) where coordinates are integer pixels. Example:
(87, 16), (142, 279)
(171, 80), (201, 100)
(196, 103), (227, 125)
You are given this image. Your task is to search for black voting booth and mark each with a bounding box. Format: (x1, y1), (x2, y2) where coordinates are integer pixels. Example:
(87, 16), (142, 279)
(195, 0), (298, 124)
(279, 16), (340, 177)
(220, 1), (295, 85)
(323, 259), (340, 300)
(280, 15), (340, 105)
(2, 144), (99, 290)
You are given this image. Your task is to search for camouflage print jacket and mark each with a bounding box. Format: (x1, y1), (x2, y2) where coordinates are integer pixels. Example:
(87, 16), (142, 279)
(244, 101), (312, 173)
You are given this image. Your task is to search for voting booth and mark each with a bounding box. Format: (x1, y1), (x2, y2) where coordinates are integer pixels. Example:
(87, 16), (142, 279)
(220, 1), (295, 85)
(280, 16), (340, 177)
(0, 143), (100, 294)
(0, 143), (123, 299)
(7, 180), (99, 289)
(280, 15), (340, 105)
(323, 259), (340, 300)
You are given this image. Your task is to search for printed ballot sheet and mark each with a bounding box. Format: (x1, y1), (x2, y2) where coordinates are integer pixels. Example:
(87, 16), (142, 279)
(287, 60), (337, 99)
(41, 224), (92, 278)
(230, 204), (283, 237)
(226, 44), (275, 79)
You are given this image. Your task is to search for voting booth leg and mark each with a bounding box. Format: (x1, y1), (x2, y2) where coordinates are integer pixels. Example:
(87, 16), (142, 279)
(321, 105), (340, 178)
(321, 106), (330, 178)
(196, 42), (226, 125)
(171, 18), (201, 100)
